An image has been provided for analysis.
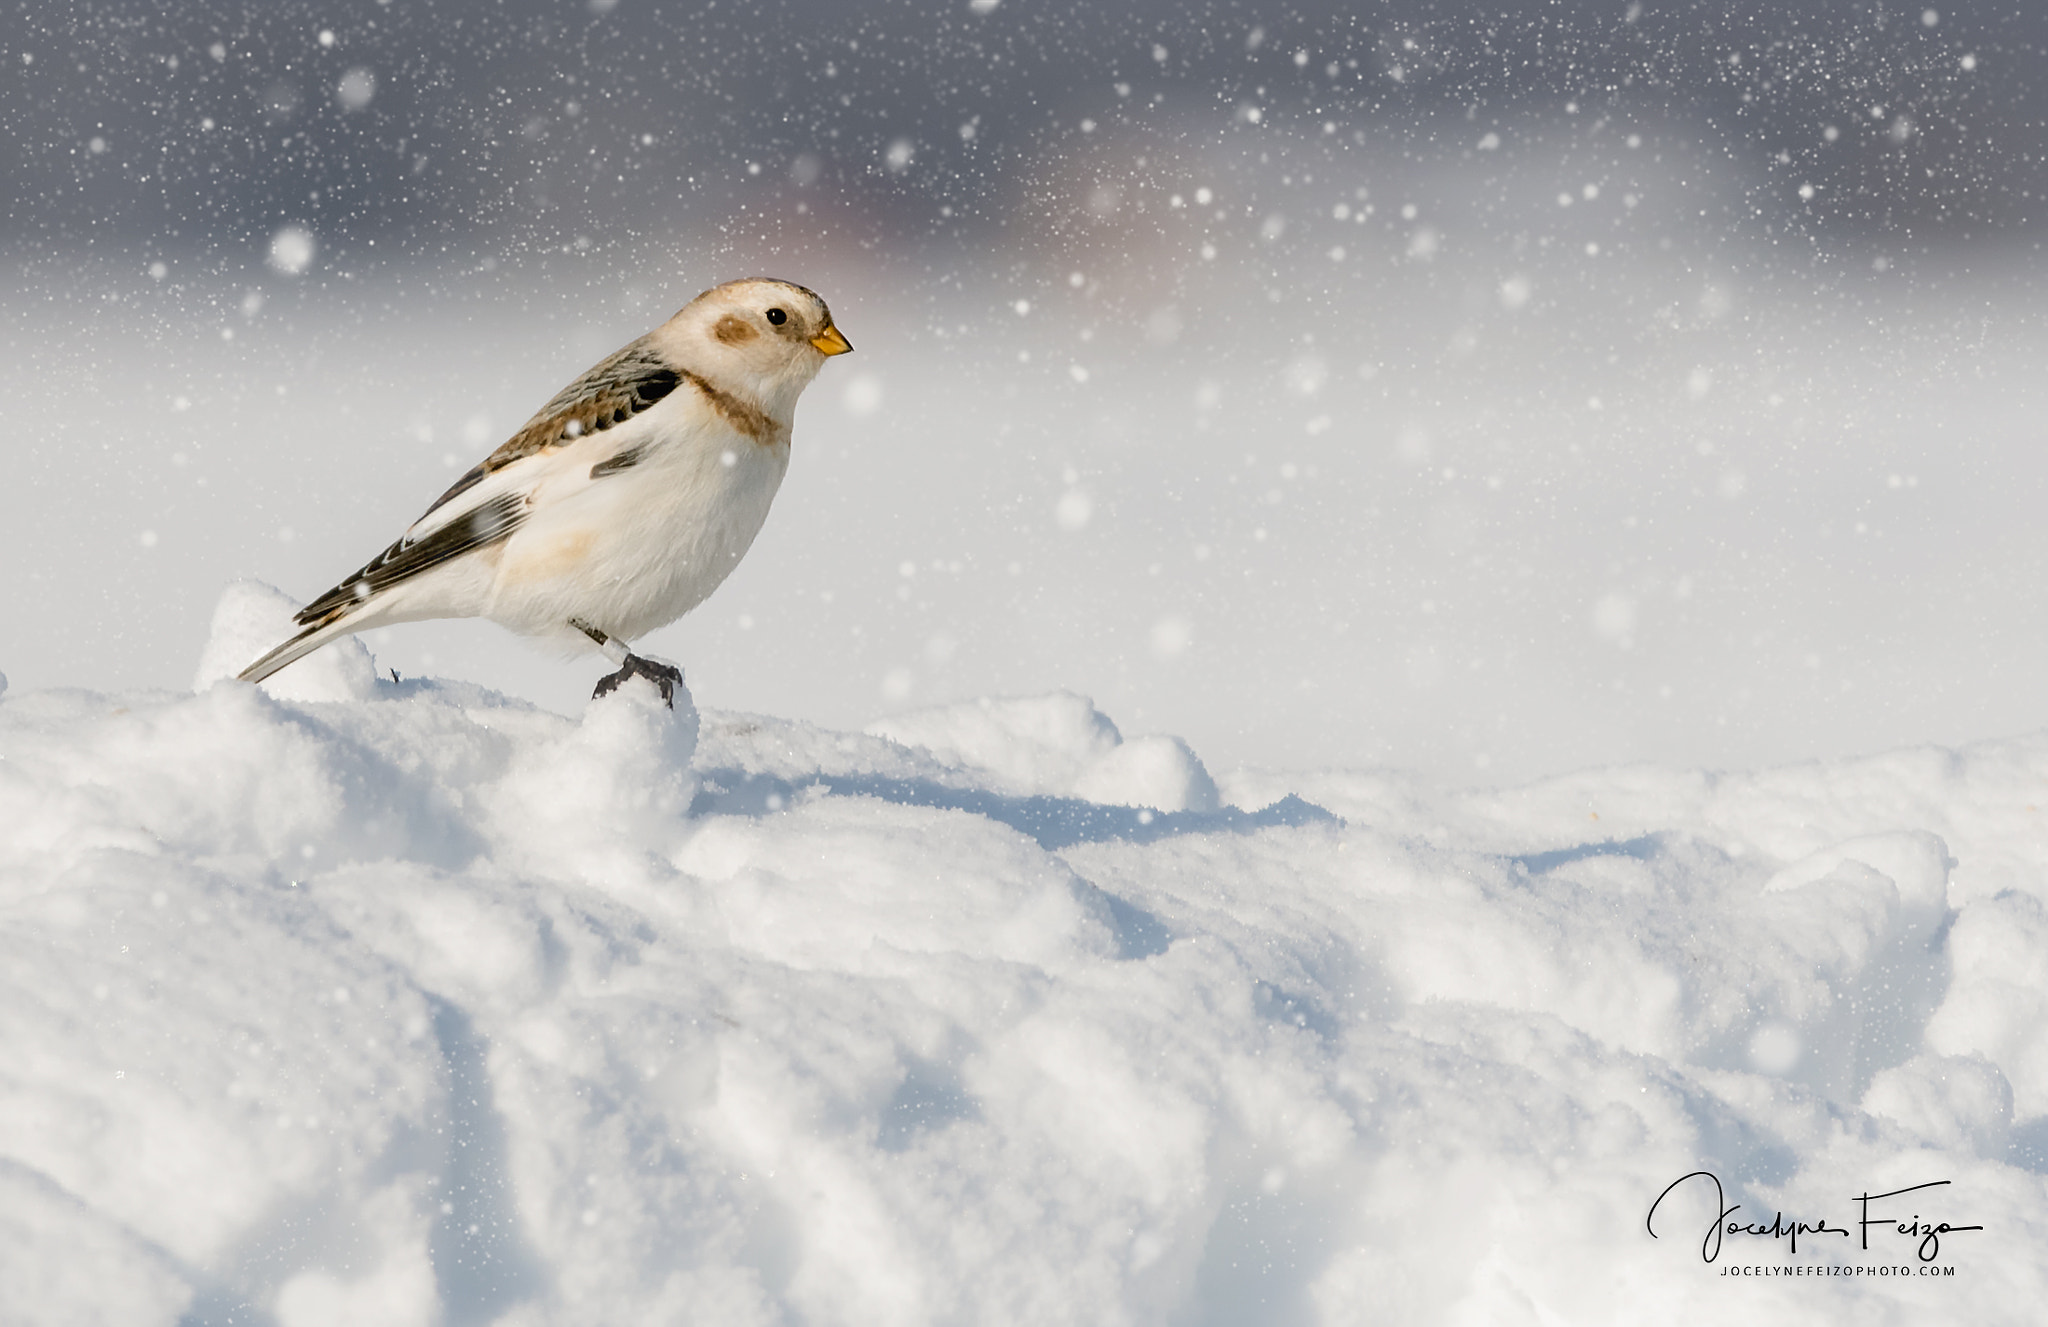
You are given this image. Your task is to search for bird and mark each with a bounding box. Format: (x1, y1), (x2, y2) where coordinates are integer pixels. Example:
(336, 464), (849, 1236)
(238, 277), (852, 706)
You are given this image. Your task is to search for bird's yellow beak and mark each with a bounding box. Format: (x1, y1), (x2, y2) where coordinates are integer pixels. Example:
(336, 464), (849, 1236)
(810, 322), (853, 356)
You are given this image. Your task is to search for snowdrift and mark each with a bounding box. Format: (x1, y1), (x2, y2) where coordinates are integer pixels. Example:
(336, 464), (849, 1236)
(2, 593), (2045, 1325)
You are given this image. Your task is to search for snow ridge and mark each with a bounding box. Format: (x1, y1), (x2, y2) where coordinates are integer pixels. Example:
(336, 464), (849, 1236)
(1, 602), (2046, 1324)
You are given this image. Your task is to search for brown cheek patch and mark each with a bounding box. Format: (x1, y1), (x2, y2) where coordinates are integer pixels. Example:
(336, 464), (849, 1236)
(712, 314), (757, 345)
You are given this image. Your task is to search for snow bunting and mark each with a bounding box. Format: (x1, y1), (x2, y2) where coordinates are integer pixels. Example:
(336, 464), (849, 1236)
(239, 277), (852, 704)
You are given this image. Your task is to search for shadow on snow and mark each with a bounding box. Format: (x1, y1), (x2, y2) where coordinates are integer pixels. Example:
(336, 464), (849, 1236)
(689, 771), (1338, 853)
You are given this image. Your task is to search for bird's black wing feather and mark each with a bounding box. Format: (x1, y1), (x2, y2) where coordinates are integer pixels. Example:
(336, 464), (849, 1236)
(293, 491), (529, 628)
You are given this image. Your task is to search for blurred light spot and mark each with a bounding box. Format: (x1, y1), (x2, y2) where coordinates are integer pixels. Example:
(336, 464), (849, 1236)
(1054, 489), (1093, 530)
(1592, 593), (1637, 648)
(336, 67), (375, 111)
(267, 225), (316, 275)
(884, 138), (915, 172)
(842, 374), (884, 416)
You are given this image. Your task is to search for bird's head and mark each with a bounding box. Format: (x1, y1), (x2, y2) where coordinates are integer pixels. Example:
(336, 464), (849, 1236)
(660, 277), (852, 417)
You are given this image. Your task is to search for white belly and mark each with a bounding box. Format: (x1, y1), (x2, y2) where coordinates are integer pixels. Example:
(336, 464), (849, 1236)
(484, 429), (789, 645)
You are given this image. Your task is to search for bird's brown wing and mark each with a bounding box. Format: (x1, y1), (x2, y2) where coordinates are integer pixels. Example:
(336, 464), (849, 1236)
(290, 337), (687, 630)
(422, 335), (683, 518)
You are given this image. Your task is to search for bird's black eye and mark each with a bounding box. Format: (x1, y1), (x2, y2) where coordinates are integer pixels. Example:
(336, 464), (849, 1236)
(765, 307), (788, 326)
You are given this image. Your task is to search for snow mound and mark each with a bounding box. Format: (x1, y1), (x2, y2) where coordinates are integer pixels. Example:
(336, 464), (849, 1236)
(192, 579), (378, 703)
(2, 649), (2046, 1323)
(869, 691), (1221, 813)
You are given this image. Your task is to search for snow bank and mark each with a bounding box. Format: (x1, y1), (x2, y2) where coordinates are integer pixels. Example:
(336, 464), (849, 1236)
(2, 603), (2045, 1325)
(869, 692), (1220, 813)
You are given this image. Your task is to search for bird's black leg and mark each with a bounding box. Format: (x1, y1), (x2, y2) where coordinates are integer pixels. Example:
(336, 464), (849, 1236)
(574, 619), (680, 709)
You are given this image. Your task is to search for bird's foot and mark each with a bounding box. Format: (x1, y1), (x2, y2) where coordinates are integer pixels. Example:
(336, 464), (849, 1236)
(592, 653), (682, 709)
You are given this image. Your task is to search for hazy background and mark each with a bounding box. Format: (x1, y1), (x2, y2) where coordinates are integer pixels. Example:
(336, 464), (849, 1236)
(5, 0), (2047, 783)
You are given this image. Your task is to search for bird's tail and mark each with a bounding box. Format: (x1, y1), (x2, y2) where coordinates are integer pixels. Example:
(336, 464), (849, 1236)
(236, 609), (364, 685)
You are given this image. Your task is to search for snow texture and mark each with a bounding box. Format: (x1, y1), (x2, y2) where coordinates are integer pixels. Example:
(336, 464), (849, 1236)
(1, 589), (2043, 1325)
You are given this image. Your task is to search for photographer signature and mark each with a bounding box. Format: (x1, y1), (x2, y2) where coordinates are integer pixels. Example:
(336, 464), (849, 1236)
(1646, 1171), (1983, 1263)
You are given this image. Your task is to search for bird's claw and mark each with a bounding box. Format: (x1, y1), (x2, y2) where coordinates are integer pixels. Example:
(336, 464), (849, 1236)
(593, 653), (681, 709)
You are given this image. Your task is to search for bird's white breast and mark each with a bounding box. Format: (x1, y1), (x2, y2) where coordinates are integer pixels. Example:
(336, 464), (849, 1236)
(484, 401), (790, 644)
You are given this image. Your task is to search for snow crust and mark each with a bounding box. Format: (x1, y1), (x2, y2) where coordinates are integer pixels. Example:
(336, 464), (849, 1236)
(2, 595), (2045, 1324)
